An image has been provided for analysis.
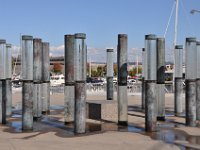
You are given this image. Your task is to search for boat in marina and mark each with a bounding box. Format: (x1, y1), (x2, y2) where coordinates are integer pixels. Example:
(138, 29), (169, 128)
(50, 74), (64, 86)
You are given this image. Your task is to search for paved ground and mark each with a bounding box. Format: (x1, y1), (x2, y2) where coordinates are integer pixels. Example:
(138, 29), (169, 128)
(0, 90), (200, 150)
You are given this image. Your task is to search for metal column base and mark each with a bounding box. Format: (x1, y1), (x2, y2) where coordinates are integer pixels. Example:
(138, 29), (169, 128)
(174, 78), (183, 116)
(118, 85), (128, 126)
(75, 81), (86, 134)
(6, 79), (12, 117)
(41, 82), (50, 114)
(186, 80), (196, 127)
(64, 84), (75, 123)
(22, 81), (33, 130)
(33, 83), (42, 119)
(107, 77), (113, 100)
(197, 79), (200, 120)
(157, 84), (165, 121)
(145, 81), (157, 132)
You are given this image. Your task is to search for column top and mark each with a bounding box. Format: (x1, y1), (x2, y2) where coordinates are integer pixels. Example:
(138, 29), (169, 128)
(75, 33), (86, 39)
(196, 41), (200, 45)
(22, 35), (33, 40)
(6, 44), (12, 48)
(118, 34), (127, 38)
(33, 38), (42, 42)
(0, 39), (6, 44)
(107, 49), (114, 52)
(175, 45), (183, 49)
(186, 37), (196, 42)
(145, 34), (157, 40)
(157, 37), (165, 41)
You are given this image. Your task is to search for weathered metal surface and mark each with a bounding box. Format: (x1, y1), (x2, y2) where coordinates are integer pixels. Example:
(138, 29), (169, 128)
(174, 77), (183, 116)
(74, 33), (87, 81)
(156, 84), (165, 120)
(156, 38), (165, 84)
(75, 81), (86, 133)
(107, 77), (113, 100)
(33, 38), (42, 82)
(33, 83), (42, 118)
(117, 34), (128, 125)
(196, 79), (200, 120)
(64, 35), (75, 83)
(42, 42), (50, 82)
(156, 38), (165, 120)
(0, 40), (6, 80)
(141, 78), (145, 109)
(174, 45), (183, 78)
(145, 81), (157, 132)
(117, 34), (128, 86)
(142, 48), (146, 109)
(64, 85), (75, 123)
(0, 81), (2, 123)
(22, 81), (33, 130)
(6, 79), (12, 116)
(117, 85), (128, 125)
(145, 35), (157, 81)
(5, 44), (12, 79)
(185, 37), (197, 80)
(107, 48), (114, 100)
(2, 80), (6, 124)
(21, 35), (33, 81)
(185, 80), (196, 127)
(41, 82), (50, 113)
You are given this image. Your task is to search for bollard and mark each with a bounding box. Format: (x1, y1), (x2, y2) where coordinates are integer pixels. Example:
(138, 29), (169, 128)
(42, 42), (50, 114)
(106, 48), (114, 100)
(33, 38), (42, 119)
(185, 37), (197, 127)
(141, 48), (146, 109)
(5, 44), (12, 116)
(74, 33), (87, 133)
(117, 34), (128, 126)
(64, 35), (75, 123)
(196, 41), (200, 120)
(22, 35), (34, 130)
(174, 45), (183, 116)
(156, 38), (165, 121)
(145, 34), (157, 132)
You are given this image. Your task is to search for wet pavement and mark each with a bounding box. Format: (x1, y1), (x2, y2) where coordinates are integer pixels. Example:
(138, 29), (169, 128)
(3, 104), (200, 150)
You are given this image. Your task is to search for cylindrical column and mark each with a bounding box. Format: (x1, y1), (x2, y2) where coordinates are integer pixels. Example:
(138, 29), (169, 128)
(75, 81), (86, 133)
(106, 48), (114, 100)
(0, 40), (6, 80)
(22, 81), (33, 129)
(156, 38), (165, 121)
(197, 41), (200, 120)
(5, 44), (12, 116)
(145, 34), (157, 132)
(174, 45), (183, 116)
(74, 33), (87, 133)
(141, 48), (145, 109)
(42, 42), (50, 114)
(22, 35), (34, 130)
(0, 40), (6, 124)
(75, 33), (87, 81)
(185, 37), (197, 127)
(33, 38), (42, 119)
(117, 34), (128, 126)
(64, 35), (75, 123)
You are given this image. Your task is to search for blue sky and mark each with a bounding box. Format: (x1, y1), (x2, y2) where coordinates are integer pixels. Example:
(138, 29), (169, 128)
(1, 0), (200, 62)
